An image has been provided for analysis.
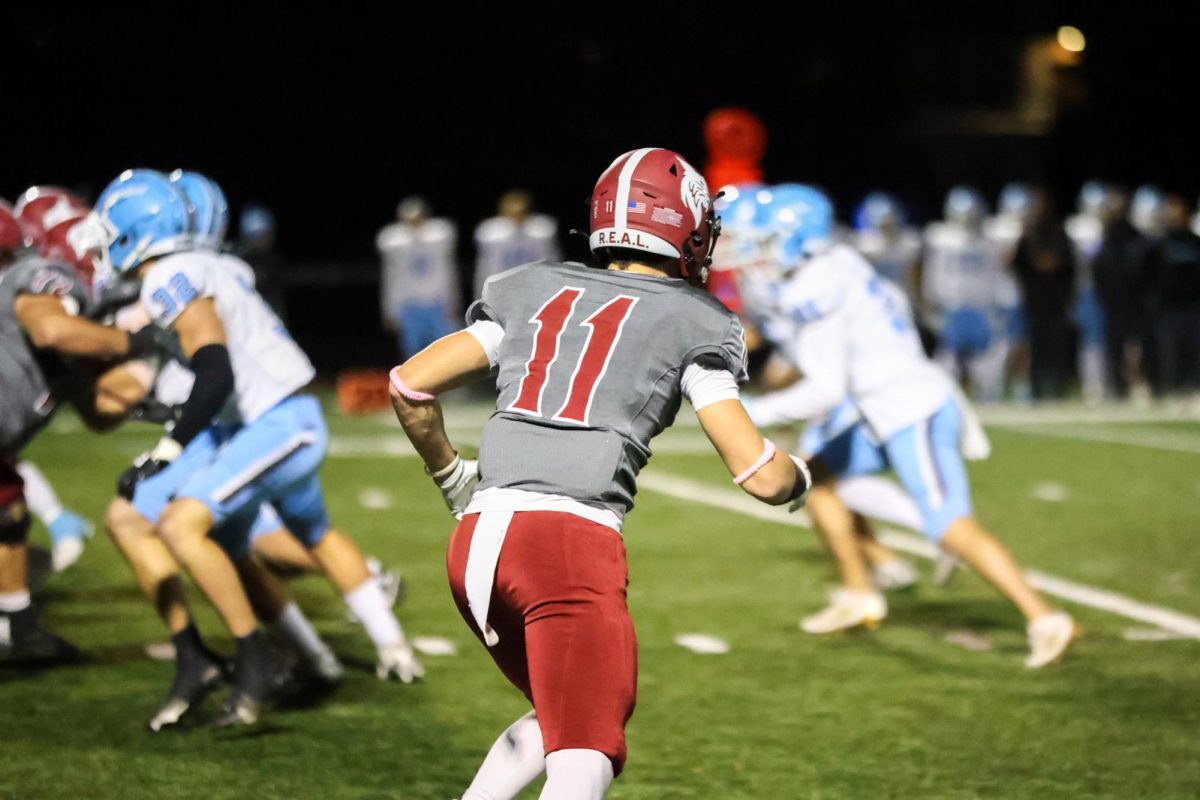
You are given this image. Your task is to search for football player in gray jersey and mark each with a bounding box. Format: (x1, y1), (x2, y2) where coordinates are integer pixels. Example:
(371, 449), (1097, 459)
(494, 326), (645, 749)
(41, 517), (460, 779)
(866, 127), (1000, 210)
(0, 204), (163, 664)
(389, 148), (811, 800)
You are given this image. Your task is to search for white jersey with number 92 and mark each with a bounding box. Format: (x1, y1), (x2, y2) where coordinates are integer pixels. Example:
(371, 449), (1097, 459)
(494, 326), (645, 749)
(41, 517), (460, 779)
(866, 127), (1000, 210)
(139, 251), (315, 424)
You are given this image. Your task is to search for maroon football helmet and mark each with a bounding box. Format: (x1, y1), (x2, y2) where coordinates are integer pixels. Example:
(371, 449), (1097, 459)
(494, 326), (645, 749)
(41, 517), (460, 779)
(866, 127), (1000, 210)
(0, 199), (21, 256)
(14, 186), (88, 249)
(39, 215), (96, 291)
(589, 148), (721, 286)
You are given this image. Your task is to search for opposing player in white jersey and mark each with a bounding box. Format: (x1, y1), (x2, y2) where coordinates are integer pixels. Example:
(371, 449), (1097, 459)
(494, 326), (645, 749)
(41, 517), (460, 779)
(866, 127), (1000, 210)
(1065, 181), (1111, 402)
(86, 173), (417, 728)
(93, 169), (420, 727)
(749, 184), (1074, 667)
(724, 186), (931, 590)
(923, 187), (1021, 402)
(473, 189), (560, 299)
(377, 196), (460, 359)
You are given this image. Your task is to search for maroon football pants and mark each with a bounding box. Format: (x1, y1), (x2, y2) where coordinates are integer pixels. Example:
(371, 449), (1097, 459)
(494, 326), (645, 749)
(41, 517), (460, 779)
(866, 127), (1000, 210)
(447, 510), (638, 774)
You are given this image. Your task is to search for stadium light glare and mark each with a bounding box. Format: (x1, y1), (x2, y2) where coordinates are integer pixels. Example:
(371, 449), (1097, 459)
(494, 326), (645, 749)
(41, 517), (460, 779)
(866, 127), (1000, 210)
(1057, 25), (1086, 53)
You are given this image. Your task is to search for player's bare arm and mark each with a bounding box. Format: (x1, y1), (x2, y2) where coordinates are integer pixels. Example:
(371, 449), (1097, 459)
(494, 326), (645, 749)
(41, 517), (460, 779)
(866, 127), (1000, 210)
(696, 398), (809, 505)
(171, 297), (226, 356)
(116, 296), (234, 499)
(388, 330), (492, 472)
(14, 293), (131, 359)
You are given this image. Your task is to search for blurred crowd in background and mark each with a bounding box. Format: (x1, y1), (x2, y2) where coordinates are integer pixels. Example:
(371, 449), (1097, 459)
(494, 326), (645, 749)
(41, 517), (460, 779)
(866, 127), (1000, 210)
(371, 107), (1200, 408)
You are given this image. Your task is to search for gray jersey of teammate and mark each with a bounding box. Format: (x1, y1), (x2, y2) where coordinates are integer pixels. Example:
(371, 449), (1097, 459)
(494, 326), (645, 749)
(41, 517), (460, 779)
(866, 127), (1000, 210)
(0, 256), (94, 454)
(469, 261), (747, 517)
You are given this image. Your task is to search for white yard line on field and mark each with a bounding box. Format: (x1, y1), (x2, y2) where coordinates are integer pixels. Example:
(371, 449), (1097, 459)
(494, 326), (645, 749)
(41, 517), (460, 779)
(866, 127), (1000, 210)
(991, 424), (1200, 455)
(637, 471), (1200, 640)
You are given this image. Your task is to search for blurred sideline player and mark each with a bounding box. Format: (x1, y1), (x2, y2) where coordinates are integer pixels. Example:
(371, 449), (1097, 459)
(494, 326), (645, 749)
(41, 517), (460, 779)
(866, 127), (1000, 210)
(852, 192), (922, 316)
(12, 188), (99, 571)
(377, 196), (459, 359)
(1065, 181), (1111, 403)
(923, 187), (1020, 402)
(389, 148), (812, 798)
(93, 170), (420, 728)
(473, 189), (559, 299)
(747, 184), (1074, 667)
(1, 196), (163, 663)
(984, 183), (1035, 402)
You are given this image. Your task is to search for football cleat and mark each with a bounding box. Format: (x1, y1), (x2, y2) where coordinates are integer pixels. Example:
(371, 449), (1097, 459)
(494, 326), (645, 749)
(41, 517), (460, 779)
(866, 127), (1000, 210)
(800, 589), (887, 634)
(211, 691), (261, 729)
(871, 559), (919, 591)
(147, 657), (225, 732)
(209, 632), (290, 729)
(0, 606), (82, 665)
(1025, 611), (1077, 669)
(376, 640), (425, 683)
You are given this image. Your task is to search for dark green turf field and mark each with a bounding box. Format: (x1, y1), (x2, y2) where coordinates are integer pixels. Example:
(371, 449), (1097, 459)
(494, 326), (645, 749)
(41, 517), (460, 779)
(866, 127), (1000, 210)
(4, 402), (1199, 799)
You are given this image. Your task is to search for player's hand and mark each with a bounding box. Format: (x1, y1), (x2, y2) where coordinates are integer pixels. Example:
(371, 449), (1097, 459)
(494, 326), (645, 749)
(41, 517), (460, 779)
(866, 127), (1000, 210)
(787, 455), (813, 512)
(427, 454), (479, 520)
(117, 437), (182, 500)
(126, 324), (173, 360)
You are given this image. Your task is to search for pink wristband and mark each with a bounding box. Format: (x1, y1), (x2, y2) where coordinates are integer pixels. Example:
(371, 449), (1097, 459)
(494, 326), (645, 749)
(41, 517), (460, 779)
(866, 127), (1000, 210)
(733, 439), (777, 485)
(389, 367), (436, 402)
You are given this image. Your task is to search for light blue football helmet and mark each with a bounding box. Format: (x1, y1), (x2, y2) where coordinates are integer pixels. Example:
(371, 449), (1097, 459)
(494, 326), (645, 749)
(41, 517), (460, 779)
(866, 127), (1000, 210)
(94, 169), (193, 275)
(713, 182), (769, 256)
(854, 191), (905, 231)
(944, 186), (987, 227)
(1078, 180), (1110, 216)
(998, 182), (1034, 217)
(760, 183), (834, 269)
(1131, 184), (1164, 236)
(169, 169), (229, 249)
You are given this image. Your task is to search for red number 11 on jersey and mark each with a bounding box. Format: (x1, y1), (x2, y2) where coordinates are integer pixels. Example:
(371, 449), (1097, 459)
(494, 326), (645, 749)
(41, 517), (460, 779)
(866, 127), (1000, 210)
(509, 287), (639, 425)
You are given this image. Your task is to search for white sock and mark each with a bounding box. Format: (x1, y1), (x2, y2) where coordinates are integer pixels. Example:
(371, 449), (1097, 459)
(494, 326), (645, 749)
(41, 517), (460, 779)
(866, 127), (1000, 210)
(0, 590), (32, 613)
(540, 749), (613, 800)
(269, 602), (329, 663)
(836, 476), (923, 532)
(16, 461), (63, 527)
(462, 711), (546, 800)
(344, 577), (404, 649)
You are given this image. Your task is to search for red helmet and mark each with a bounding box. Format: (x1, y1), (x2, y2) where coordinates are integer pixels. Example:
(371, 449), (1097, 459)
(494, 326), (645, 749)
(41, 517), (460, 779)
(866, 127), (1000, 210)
(40, 215), (96, 291)
(14, 186), (88, 248)
(589, 147), (721, 286)
(0, 199), (21, 254)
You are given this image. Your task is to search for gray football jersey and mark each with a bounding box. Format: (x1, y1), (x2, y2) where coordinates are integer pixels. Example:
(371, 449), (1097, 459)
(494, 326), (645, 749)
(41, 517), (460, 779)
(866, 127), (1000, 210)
(470, 261), (747, 516)
(0, 256), (93, 454)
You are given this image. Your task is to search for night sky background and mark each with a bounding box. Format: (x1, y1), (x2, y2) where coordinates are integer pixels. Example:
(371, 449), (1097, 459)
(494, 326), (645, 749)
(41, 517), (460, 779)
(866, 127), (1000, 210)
(5, 3), (1193, 369)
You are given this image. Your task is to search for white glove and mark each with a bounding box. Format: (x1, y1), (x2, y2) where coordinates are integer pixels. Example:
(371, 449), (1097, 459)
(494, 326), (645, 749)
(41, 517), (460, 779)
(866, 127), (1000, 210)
(427, 454), (479, 520)
(787, 454), (813, 512)
(376, 640), (425, 684)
